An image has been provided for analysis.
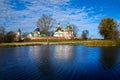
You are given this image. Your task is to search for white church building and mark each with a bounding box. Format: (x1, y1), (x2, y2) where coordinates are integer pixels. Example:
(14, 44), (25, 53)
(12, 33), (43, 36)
(53, 24), (74, 39)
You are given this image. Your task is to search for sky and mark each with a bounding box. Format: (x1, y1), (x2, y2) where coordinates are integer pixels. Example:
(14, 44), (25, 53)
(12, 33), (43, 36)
(0, 0), (120, 38)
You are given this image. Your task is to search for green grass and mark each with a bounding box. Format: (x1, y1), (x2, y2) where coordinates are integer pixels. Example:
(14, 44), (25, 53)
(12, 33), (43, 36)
(82, 40), (117, 47)
(0, 40), (120, 48)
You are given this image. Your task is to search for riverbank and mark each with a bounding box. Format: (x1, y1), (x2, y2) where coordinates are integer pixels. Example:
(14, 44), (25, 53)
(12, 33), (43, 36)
(0, 40), (120, 48)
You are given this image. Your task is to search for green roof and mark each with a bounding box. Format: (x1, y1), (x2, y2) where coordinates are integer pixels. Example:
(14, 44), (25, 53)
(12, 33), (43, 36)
(66, 24), (72, 29)
(40, 34), (46, 37)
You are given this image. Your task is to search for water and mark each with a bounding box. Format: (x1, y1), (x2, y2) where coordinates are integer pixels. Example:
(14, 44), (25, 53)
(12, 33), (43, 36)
(0, 45), (120, 80)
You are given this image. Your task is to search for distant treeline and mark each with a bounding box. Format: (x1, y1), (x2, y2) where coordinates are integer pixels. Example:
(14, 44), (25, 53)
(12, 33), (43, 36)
(0, 27), (30, 43)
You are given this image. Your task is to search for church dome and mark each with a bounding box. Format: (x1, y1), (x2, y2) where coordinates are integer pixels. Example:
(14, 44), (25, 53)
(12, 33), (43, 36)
(66, 24), (72, 29)
(34, 28), (40, 32)
(55, 23), (63, 32)
(55, 27), (63, 32)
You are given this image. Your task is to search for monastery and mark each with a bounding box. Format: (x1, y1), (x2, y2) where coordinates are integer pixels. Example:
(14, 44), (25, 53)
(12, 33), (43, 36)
(53, 23), (74, 39)
(28, 23), (74, 40)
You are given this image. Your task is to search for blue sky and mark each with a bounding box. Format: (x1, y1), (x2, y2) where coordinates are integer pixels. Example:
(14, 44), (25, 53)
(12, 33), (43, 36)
(0, 0), (120, 38)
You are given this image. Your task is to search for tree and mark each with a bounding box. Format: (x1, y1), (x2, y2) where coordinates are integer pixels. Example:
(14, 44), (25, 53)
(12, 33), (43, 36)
(22, 32), (29, 38)
(5, 31), (16, 42)
(0, 33), (5, 43)
(37, 14), (55, 36)
(71, 24), (78, 37)
(0, 27), (5, 43)
(0, 27), (5, 34)
(99, 18), (119, 40)
(81, 30), (89, 40)
(22, 32), (30, 42)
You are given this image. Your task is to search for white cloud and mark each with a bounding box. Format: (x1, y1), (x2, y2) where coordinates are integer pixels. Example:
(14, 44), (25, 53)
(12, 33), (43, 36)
(0, 0), (105, 38)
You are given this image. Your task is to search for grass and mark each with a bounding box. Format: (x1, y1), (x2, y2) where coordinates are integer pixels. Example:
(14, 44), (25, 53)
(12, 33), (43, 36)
(0, 40), (120, 48)
(82, 40), (117, 47)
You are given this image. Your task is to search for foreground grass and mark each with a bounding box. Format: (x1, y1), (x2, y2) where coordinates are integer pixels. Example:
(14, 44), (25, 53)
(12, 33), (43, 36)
(82, 40), (118, 47)
(0, 40), (120, 48)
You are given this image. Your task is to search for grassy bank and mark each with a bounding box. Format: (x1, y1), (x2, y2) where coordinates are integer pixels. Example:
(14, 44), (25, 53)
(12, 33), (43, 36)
(82, 40), (118, 47)
(0, 40), (120, 48)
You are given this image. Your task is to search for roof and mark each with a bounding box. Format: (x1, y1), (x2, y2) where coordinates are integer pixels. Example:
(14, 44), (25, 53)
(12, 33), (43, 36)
(66, 24), (72, 29)
(55, 26), (63, 32)
(34, 28), (40, 32)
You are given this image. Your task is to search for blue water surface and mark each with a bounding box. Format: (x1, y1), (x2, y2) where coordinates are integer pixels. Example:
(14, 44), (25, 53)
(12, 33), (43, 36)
(0, 45), (120, 80)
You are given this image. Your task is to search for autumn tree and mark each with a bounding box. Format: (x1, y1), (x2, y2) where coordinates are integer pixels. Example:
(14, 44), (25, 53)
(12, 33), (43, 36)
(37, 14), (55, 36)
(99, 18), (119, 40)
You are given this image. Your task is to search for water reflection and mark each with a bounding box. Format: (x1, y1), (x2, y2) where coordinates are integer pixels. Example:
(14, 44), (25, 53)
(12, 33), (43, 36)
(100, 47), (119, 69)
(54, 45), (74, 61)
(0, 45), (120, 80)
(0, 50), (6, 67)
(31, 46), (41, 59)
(34, 46), (54, 80)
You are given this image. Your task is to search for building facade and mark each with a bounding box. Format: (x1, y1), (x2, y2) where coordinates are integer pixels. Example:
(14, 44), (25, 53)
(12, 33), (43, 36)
(53, 24), (74, 39)
(28, 24), (74, 40)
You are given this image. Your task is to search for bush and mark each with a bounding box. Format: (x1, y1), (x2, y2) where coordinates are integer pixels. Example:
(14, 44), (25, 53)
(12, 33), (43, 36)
(5, 31), (16, 43)
(23, 38), (30, 42)
(0, 33), (5, 43)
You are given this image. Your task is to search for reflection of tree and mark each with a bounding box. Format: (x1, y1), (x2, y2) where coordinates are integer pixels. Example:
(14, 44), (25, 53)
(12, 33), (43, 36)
(100, 47), (119, 69)
(35, 46), (54, 80)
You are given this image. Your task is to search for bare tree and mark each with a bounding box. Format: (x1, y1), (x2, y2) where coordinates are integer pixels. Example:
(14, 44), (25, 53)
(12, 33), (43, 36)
(71, 24), (78, 37)
(0, 27), (5, 34)
(37, 14), (55, 36)
(81, 30), (89, 40)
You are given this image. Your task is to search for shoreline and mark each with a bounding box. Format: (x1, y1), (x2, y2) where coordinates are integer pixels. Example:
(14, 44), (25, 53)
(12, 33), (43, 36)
(0, 40), (120, 48)
(0, 41), (83, 48)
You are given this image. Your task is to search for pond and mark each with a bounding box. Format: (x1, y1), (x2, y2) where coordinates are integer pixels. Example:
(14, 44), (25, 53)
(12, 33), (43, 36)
(0, 45), (120, 80)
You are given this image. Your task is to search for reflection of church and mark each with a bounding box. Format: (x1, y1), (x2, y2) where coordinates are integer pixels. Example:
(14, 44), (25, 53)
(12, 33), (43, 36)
(54, 45), (73, 60)
(53, 23), (74, 39)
